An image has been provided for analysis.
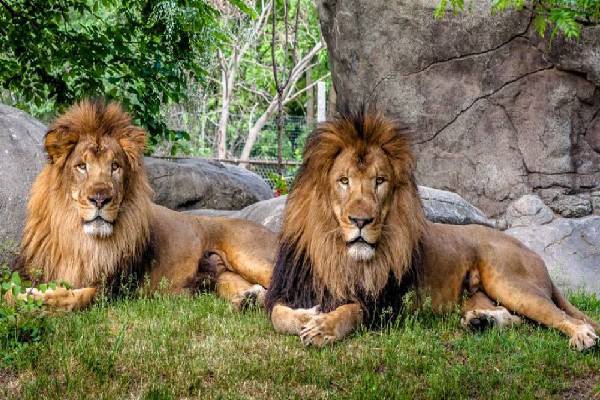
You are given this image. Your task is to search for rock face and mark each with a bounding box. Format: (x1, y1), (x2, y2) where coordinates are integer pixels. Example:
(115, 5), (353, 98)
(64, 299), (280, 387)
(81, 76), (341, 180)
(145, 157), (273, 210)
(318, 0), (600, 217)
(0, 104), (46, 262)
(189, 186), (494, 232)
(507, 216), (600, 295)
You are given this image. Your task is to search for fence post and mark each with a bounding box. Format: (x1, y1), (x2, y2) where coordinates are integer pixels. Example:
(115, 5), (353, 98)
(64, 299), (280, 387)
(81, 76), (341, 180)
(317, 81), (327, 123)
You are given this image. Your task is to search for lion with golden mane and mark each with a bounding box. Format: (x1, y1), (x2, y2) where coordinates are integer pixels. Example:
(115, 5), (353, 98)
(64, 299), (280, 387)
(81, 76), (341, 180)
(265, 111), (599, 351)
(14, 100), (276, 310)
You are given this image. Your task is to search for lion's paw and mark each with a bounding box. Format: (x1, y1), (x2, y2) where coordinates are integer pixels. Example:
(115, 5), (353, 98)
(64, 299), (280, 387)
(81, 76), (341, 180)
(461, 308), (522, 331)
(569, 324), (598, 351)
(237, 284), (266, 310)
(300, 314), (337, 347)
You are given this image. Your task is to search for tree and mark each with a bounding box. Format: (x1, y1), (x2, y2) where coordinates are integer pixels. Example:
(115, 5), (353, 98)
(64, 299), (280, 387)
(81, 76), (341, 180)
(209, 0), (328, 164)
(0, 0), (231, 152)
(214, 0), (273, 159)
(435, 0), (600, 39)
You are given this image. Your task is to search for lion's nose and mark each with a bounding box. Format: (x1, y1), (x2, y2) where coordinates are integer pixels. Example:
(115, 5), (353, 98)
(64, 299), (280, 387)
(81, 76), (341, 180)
(349, 216), (374, 229)
(88, 193), (112, 209)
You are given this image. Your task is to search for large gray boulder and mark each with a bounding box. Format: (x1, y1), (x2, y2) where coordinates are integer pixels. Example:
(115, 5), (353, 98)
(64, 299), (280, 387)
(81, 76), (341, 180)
(419, 186), (491, 227)
(507, 216), (600, 295)
(318, 0), (600, 217)
(145, 157), (273, 210)
(189, 186), (494, 232)
(0, 104), (46, 263)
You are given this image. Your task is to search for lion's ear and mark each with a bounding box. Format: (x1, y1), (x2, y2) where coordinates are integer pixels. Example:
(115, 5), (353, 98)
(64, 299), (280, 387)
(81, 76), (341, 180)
(119, 127), (147, 168)
(44, 127), (80, 164)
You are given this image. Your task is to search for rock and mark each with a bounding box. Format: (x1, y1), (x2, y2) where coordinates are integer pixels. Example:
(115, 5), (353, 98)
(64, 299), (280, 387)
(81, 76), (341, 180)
(507, 216), (600, 295)
(190, 196), (286, 233)
(539, 26), (600, 87)
(592, 191), (600, 215)
(418, 186), (492, 227)
(189, 186), (494, 232)
(318, 0), (600, 217)
(547, 194), (593, 218)
(145, 157), (273, 211)
(0, 104), (46, 263)
(505, 195), (554, 228)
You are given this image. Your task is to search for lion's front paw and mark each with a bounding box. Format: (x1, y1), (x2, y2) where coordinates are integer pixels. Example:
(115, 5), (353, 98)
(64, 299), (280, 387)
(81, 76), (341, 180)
(569, 324), (598, 351)
(300, 314), (337, 347)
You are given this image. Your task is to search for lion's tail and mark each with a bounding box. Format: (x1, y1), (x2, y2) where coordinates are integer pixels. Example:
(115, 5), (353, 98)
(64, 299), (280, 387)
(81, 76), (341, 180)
(551, 282), (599, 332)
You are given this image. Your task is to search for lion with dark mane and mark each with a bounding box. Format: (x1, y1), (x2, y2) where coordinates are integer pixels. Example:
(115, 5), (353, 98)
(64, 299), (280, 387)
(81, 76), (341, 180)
(14, 100), (276, 310)
(265, 111), (599, 351)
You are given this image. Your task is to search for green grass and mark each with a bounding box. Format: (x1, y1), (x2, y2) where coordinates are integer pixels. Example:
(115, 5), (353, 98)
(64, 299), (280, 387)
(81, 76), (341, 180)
(1, 293), (599, 400)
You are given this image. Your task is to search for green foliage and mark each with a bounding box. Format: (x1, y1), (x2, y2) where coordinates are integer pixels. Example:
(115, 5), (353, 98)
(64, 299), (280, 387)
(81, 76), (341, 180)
(0, 0), (226, 153)
(0, 267), (49, 364)
(435, 0), (600, 39)
(168, 0), (327, 159)
(268, 172), (288, 195)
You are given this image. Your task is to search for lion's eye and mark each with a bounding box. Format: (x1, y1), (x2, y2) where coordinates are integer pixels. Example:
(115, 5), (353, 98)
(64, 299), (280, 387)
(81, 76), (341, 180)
(111, 162), (120, 172)
(339, 177), (349, 185)
(375, 177), (386, 186)
(76, 163), (87, 173)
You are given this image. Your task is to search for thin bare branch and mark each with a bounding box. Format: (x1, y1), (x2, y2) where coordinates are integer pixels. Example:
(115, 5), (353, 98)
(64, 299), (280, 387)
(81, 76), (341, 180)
(271, 1), (280, 91)
(236, 82), (271, 102)
(292, 0), (301, 65)
(284, 72), (330, 104)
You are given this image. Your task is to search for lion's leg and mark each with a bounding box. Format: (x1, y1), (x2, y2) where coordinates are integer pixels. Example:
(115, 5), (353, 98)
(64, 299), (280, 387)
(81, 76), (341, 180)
(216, 271), (266, 310)
(271, 303), (321, 335)
(215, 220), (276, 288)
(460, 291), (522, 330)
(300, 303), (363, 347)
(485, 279), (597, 351)
(7, 287), (97, 312)
(221, 251), (273, 289)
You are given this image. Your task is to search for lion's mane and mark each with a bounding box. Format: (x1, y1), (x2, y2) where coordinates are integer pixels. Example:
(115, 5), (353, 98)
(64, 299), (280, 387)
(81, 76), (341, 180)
(16, 100), (153, 289)
(266, 111), (426, 326)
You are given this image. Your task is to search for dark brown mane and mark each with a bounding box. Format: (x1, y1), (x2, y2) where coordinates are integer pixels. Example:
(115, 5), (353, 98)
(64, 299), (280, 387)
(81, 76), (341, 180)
(266, 110), (425, 326)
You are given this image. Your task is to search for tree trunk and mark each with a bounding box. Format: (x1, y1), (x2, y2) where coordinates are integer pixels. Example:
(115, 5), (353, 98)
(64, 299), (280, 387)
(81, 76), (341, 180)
(276, 90), (284, 175)
(327, 84), (337, 118)
(216, 68), (230, 159)
(306, 65), (314, 127)
(238, 98), (279, 168)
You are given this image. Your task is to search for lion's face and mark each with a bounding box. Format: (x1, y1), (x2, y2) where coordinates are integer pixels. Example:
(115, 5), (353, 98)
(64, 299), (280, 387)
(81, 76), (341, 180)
(329, 146), (394, 261)
(67, 137), (129, 238)
(42, 101), (147, 240)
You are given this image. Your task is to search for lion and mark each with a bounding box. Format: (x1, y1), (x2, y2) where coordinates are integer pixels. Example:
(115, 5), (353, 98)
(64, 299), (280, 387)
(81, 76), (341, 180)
(264, 111), (599, 351)
(12, 100), (276, 311)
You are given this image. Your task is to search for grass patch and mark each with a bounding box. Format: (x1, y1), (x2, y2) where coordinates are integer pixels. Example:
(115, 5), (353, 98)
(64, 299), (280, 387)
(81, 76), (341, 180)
(1, 293), (599, 399)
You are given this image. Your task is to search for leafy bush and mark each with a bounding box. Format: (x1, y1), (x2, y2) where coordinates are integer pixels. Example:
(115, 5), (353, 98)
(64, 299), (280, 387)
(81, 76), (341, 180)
(0, 266), (58, 364)
(435, 0), (600, 39)
(268, 172), (289, 196)
(0, 0), (226, 153)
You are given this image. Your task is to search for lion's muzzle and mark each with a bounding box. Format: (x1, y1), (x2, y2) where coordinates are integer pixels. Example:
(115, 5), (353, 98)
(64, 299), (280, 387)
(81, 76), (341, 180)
(83, 214), (114, 238)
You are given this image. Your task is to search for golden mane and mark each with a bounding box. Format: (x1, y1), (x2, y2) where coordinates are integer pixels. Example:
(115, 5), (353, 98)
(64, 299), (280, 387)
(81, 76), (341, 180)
(267, 112), (425, 314)
(17, 100), (153, 288)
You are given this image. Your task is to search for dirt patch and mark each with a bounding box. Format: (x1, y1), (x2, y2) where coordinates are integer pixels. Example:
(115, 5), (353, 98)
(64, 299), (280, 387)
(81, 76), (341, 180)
(0, 368), (21, 397)
(560, 374), (600, 400)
